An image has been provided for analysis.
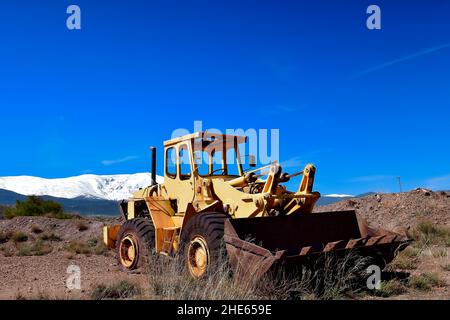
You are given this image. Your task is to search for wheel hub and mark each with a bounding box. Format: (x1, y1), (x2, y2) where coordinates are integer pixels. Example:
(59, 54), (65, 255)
(188, 236), (210, 278)
(119, 235), (138, 268)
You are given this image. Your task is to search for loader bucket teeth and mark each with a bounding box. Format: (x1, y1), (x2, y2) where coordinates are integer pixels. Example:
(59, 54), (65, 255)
(224, 210), (411, 279)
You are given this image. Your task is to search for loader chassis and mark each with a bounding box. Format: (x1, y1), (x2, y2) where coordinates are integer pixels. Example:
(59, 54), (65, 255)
(103, 132), (410, 278)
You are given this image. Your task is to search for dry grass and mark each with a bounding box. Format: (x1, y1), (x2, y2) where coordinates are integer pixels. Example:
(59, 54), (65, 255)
(3, 248), (14, 257)
(407, 221), (450, 248)
(144, 250), (371, 300)
(91, 281), (140, 300)
(388, 221), (449, 273)
(374, 280), (408, 297)
(388, 247), (421, 271)
(38, 233), (61, 242)
(430, 247), (448, 259)
(408, 272), (446, 291)
(10, 231), (28, 243)
(66, 241), (91, 254)
(66, 238), (108, 256)
(17, 240), (53, 256)
(147, 253), (302, 300)
(14, 290), (50, 300)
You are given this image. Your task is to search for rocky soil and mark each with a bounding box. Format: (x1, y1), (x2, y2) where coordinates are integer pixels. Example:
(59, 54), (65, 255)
(0, 216), (148, 299)
(314, 188), (450, 233)
(0, 189), (449, 300)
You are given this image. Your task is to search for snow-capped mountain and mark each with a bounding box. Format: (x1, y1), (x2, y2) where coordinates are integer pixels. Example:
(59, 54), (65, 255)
(323, 194), (354, 198)
(0, 173), (164, 201)
(316, 194), (354, 206)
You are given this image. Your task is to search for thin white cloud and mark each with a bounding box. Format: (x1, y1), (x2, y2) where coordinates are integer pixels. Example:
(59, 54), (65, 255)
(280, 156), (303, 169)
(353, 43), (450, 78)
(101, 156), (138, 166)
(425, 174), (450, 191)
(348, 175), (392, 183)
(280, 149), (332, 170)
(324, 194), (354, 198)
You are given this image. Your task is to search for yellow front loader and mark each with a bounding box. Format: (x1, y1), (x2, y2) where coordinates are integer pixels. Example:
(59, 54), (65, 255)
(103, 132), (409, 278)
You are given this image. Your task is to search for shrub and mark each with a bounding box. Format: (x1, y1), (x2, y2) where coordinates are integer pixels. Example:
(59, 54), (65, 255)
(0, 232), (9, 244)
(4, 196), (74, 219)
(66, 241), (91, 255)
(388, 247), (421, 270)
(408, 273), (446, 291)
(11, 231), (28, 243)
(4, 208), (17, 219)
(86, 238), (108, 255)
(407, 221), (450, 247)
(374, 280), (408, 297)
(66, 238), (108, 256)
(31, 225), (43, 234)
(91, 281), (140, 300)
(17, 240), (53, 256)
(76, 220), (89, 231)
(4, 249), (14, 257)
(38, 233), (61, 242)
(14, 292), (26, 300)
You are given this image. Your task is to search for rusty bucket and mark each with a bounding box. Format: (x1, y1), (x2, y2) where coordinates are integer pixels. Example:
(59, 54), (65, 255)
(223, 210), (411, 279)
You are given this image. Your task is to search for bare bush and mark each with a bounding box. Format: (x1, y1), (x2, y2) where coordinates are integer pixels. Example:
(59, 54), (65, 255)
(92, 281), (140, 300)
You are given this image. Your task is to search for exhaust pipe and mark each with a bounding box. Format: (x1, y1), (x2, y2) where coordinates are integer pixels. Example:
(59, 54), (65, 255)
(150, 146), (156, 185)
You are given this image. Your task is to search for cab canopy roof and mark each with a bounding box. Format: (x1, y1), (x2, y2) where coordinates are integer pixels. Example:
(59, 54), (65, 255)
(164, 131), (247, 148)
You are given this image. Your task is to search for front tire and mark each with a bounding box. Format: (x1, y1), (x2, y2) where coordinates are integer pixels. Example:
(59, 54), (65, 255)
(180, 212), (228, 278)
(116, 218), (154, 271)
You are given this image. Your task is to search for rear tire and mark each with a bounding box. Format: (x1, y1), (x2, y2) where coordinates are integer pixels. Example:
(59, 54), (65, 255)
(116, 218), (154, 271)
(180, 212), (229, 279)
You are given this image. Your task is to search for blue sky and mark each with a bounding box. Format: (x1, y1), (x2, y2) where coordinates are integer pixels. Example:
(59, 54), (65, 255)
(0, 0), (449, 195)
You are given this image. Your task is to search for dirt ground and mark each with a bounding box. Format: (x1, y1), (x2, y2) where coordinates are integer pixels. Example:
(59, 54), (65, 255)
(0, 189), (449, 300)
(0, 216), (148, 300)
(316, 188), (450, 300)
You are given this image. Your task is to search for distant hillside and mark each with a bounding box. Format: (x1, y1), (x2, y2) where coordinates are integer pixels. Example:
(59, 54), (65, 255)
(0, 189), (120, 216)
(0, 187), (377, 216)
(316, 192), (376, 206)
(314, 189), (450, 231)
(317, 195), (351, 206)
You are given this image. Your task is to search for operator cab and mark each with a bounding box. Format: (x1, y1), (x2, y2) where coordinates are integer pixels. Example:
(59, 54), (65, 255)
(164, 132), (249, 181)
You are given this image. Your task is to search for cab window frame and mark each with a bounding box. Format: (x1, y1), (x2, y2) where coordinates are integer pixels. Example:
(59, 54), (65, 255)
(178, 143), (192, 180)
(165, 146), (177, 179)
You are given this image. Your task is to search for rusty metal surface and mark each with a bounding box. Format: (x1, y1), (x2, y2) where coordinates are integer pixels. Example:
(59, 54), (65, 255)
(223, 210), (411, 277)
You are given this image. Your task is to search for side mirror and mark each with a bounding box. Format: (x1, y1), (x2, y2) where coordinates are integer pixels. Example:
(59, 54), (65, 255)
(249, 155), (257, 167)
